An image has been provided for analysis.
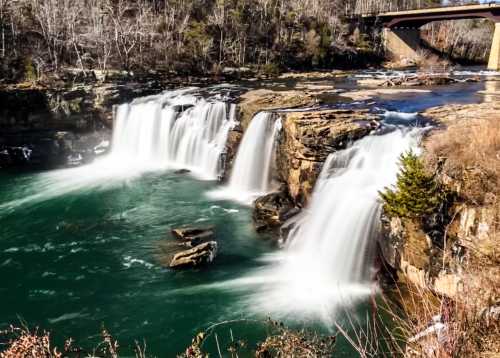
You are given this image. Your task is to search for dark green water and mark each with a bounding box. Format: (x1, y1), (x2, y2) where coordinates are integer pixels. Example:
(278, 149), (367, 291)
(0, 168), (278, 355)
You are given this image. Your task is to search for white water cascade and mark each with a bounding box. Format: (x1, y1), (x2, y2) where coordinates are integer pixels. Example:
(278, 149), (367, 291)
(112, 89), (234, 179)
(224, 121), (424, 325)
(0, 89), (235, 214)
(211, 112), (282, 203)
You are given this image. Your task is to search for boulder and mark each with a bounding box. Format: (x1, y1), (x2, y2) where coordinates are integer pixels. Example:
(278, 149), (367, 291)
(169, 241), (218, 268)
(253, 190), (298, 232)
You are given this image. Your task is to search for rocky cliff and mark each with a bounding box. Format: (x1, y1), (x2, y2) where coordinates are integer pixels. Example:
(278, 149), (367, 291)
(0, 81), (165, 169)
(376, 101), (500, 355)
(378, 101), (499, 307)
(247, 106), (380, 233)
(276, 109), (379, 207)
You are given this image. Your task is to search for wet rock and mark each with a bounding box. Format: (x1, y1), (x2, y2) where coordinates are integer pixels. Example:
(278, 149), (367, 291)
(253, 190), (297, 232)
(157, 226), (218, 269)
(169, 241), (218, 268)
(172, 104), (194, 113)
(171, 226), (215, 247)
(220, 128), (243, 181)
(174, 169), (191, 175)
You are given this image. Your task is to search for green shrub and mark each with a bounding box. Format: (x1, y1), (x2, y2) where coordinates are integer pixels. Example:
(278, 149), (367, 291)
(260, 63), (282, 77)
(380, 151), (445, 218)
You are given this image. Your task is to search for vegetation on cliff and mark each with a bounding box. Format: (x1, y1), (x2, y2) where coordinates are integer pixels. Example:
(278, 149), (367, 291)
(381, 151), (447, 219)
(377, 103), (500, 357)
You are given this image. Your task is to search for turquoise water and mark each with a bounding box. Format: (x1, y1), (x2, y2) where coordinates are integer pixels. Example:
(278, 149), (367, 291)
(0, 168), (279, 355)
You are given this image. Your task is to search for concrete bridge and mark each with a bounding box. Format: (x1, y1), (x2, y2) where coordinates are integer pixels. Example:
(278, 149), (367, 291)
(363, 4), (500, 70)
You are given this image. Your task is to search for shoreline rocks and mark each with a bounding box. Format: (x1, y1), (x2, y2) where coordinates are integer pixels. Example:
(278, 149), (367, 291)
(0, 80), (166, 170)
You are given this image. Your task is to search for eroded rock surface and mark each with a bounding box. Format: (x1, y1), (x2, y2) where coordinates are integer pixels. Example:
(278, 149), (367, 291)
(276, 109), (379, 206)
(171, 226), (215, 247)
(237, 89), (317, 130)
(158, 226), (218, 269)
(169, 241), (218, 269)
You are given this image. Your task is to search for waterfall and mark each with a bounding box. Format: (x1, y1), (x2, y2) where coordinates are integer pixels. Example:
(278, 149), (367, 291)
(0, 89), (235, 213)
(224, 120), (424, 325)
(210, 112), (281, 203)
(111, 90), (234, 179)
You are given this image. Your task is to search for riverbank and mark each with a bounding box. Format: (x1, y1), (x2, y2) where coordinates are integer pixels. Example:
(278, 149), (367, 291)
(377, 101), (500, 356)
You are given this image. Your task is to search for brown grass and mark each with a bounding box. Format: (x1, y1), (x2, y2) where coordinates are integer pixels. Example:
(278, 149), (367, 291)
(424, 116), (500, 206)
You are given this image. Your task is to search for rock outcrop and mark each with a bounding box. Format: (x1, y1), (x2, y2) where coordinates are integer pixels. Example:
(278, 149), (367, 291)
(276, 109), (379, 206)
(169, 241), (218, 269)
(237, 89), (317, 130)
(0, 81), (164, 169)
(221, 89), (318, 180)
(253, 189), (298, 232)
(158, 226), (218, 269)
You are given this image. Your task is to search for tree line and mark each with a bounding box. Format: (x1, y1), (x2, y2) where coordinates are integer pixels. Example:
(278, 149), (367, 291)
(0, 0), (487, 82)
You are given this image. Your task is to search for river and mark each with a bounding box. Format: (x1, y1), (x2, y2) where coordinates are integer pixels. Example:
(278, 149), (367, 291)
(0, 69), (497, 356)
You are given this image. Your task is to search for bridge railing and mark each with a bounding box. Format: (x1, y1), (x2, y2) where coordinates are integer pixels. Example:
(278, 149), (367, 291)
(351, 0), (500, 17)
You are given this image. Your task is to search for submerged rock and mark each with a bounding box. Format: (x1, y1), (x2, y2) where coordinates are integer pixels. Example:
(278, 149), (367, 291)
(169, 241), (218, 268)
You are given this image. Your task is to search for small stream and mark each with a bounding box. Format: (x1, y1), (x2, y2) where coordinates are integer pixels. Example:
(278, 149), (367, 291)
(0, 69), (498, 356)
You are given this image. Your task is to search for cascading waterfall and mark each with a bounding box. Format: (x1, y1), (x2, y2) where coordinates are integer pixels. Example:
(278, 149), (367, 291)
(0, 89), (234, 213)
(112, 90), (234, 179)
(211, 112), (282, 203)
(220, 115), (425, 325)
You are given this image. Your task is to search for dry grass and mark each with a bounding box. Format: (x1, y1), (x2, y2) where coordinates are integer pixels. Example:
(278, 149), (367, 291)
(0, 326), (147, 358)
(338, 267), (500, 357)
(424, 116), (500, 206)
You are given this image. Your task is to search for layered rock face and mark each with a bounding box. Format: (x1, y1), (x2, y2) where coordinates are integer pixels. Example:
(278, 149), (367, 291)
(0, 81), (164, 169)
(275, 109), (379, 206)
(236, 89), (317, 130)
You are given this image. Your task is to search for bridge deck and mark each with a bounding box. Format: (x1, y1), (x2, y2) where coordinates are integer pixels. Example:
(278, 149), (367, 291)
(362, 3), (500, 18)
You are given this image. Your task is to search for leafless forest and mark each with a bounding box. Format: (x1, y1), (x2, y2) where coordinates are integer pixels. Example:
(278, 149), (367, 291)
(0, 0), (493, 81)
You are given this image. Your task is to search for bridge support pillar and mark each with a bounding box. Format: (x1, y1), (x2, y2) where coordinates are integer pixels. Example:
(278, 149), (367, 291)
(383, 27), (421, 63)
(488, 23), (500, 71)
